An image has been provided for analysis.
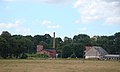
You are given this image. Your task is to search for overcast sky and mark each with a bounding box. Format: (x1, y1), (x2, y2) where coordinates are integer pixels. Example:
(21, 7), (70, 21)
(0, 0), (120, 38)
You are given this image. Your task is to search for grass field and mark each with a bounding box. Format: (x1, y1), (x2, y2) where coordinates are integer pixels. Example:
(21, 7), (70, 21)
(0, 59), (120, 72)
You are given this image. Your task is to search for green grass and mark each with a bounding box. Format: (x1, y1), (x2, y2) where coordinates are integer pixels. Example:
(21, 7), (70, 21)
(0, 59), (120, 72)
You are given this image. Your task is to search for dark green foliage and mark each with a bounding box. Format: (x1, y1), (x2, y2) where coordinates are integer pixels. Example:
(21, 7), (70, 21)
(1, 31), (11, 40)
(62, 45), (73, 58)
(20, 53), (28, 59)
(28, 54), (48, 58)
(73, 34), (91, 45)
(39, 41), (49, 49)
(0, 31), (11, 58)
(60, 43), (84, 58)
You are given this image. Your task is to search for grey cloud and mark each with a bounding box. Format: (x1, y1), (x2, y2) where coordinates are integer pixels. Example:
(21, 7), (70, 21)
(103, 0), (120, 2)
(103, 0), (120, 6)
(104, 0), (120, 15)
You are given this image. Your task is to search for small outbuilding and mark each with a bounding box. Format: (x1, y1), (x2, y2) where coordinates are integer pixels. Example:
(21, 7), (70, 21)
(103, 54), (120, 60)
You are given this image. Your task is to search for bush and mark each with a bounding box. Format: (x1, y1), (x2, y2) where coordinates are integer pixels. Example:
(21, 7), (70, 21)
(28, 53), (48, 58)
(20, 53), (28, 59)
(36, 54), (48, 58)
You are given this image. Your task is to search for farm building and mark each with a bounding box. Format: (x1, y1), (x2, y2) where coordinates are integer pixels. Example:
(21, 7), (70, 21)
(85, 46), (108, 59)
(103, 54), (120, 60)
(85, 46), (120, 60)
(37, 45), (56, 58)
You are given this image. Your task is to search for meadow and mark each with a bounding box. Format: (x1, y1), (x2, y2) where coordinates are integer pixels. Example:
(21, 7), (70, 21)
(0, 59), (120, 72)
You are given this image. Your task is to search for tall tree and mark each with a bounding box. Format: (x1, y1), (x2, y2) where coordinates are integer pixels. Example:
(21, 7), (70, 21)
(64, 36), (72, 44)
(114, 32), (120, 54)
(1, 31), (11, 39)
(73, 34), (91, 45)
(0, 31), (12, 58)
(61, 44), (73, 58)
(0, 36), (8, 58)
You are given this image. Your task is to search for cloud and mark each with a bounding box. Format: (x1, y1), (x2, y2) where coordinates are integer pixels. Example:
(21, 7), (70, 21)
(80, 27), (87, 31)
(41, 20), (52, 25)
(74, 0), (120, 24)
(0, 20), (31, 35)
(4, 0), (70, 4)
(16, 27), (31, 35)
(106, 17), (120, 25)
(39, 0), (69, 4)
(41, 20), (60, 29)
(0, 20), (20, 29)
(47, 25), (60, 28)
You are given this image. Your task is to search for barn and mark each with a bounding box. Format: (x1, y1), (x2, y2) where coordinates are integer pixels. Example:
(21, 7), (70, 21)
(85, 46), (108, 59)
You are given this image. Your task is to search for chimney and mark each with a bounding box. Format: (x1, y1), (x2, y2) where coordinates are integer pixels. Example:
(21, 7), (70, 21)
(53, 32), (55, 48)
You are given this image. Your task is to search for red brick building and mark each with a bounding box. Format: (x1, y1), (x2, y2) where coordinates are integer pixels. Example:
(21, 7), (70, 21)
(37, 45), (56, 58)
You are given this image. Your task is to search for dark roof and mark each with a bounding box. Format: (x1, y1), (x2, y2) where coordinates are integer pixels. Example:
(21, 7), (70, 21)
(93, 46), (108, 55)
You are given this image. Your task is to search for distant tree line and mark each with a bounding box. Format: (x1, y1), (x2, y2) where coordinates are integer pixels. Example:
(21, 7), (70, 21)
(0, 31), (120, 59)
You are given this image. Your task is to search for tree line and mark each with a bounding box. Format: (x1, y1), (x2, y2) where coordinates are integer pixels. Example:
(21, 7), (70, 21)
(0, 31), (120, 59)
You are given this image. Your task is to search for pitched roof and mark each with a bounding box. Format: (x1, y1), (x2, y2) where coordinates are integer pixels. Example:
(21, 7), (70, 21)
(93, 46), (108, 55)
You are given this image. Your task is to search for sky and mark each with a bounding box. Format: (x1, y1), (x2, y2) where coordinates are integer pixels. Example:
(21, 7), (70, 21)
(0, 0), (120, 39)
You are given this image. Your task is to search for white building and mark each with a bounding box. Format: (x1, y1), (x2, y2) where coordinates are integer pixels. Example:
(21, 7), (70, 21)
(85, 46), (108, 59)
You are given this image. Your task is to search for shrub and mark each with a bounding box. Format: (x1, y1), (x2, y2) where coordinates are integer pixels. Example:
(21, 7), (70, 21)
(28, 53), (48, 58)
(20, 53), (28, 59)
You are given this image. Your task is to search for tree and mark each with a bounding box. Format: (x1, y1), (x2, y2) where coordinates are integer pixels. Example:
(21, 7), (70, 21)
(25, 35), (36, 53)
(61, 44), (73, 58)
(55, 37), (63, 52)
(0, 31), (12, 58)
(114, 32), (120, 54)
(1, 31), (11, 39)
(96, 36), (109, 51)
(64, 37), (72, 44)
(0, 36), (8, 58)
(33, 35), (44, 45)
(9, 35), (33, 58)
(44, 34), (52, 47)
(61, 43), (84, 58)
(39, 41), (49, 49)
(71, 43), (84, 58)
(73, 34), (91, 45)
